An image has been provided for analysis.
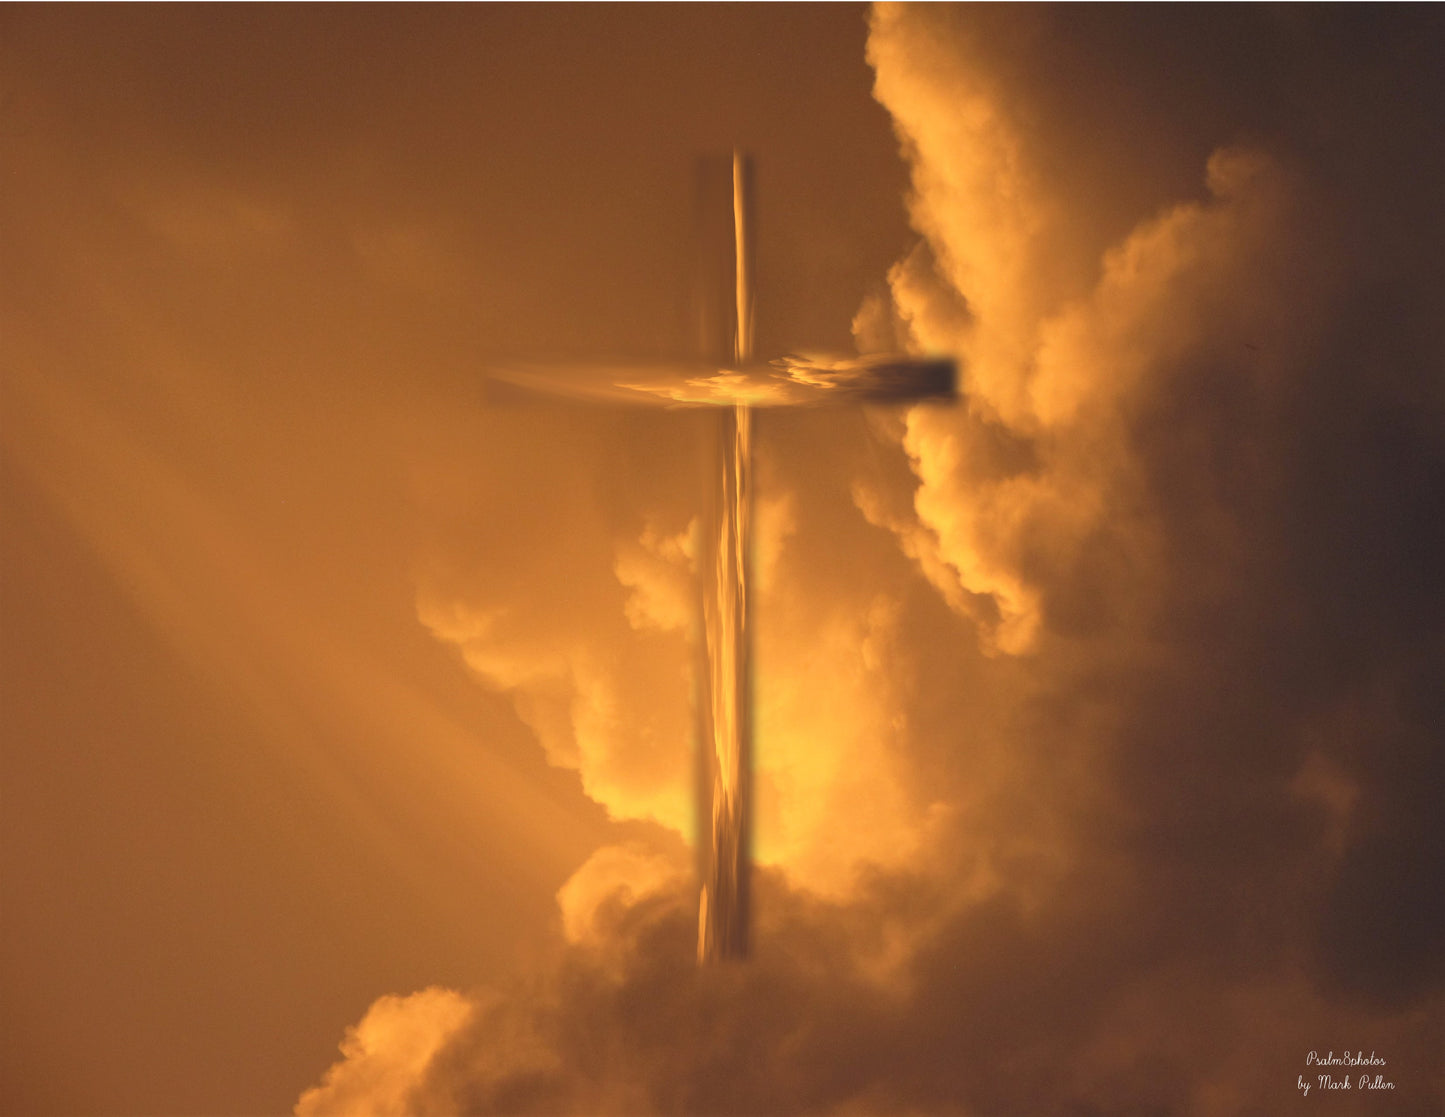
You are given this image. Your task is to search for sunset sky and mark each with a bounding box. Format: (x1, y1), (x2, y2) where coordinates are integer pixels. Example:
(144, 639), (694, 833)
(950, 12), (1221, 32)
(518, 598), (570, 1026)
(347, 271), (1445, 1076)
(2, 5), (1442, 1115)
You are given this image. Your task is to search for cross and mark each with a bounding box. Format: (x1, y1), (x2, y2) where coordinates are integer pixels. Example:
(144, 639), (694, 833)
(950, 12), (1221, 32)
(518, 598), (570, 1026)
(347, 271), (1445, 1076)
(488, 152), (954, 961)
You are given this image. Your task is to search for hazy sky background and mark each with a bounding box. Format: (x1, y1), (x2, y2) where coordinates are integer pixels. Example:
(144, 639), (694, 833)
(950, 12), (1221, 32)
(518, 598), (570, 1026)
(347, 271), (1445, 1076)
(3, 5), (1442, 1116)
(2, 6), (910, 1112)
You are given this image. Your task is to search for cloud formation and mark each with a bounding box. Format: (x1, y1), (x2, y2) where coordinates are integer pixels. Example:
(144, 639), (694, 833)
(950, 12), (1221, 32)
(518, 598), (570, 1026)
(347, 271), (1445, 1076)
(303, 6), (1444, 1113)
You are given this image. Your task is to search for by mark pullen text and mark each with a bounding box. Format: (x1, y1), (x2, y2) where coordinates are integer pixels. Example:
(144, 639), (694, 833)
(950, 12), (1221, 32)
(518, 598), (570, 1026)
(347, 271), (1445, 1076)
(1296, 1051), (1393, 1096)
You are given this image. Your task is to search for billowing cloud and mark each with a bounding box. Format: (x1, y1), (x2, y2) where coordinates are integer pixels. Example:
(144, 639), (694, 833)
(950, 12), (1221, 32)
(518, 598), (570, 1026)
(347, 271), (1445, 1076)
(409, 406), (706, 836)
(302, 5), (1444, 1114)
(296, 988), (475, 1117)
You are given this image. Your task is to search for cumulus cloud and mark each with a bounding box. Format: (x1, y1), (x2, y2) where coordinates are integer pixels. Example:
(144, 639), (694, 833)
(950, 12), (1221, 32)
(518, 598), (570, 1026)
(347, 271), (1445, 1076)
(409, 407), (705, 835)
(303, 6), (1444, 1114)
(410, 401), (937, 897)
(296, 988), (476, 1117)
(557, 843), (688, 947)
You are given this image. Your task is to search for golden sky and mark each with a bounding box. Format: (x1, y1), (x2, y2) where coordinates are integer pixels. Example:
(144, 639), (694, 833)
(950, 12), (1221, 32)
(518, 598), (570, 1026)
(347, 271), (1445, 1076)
(3, 5), (1443, 1115)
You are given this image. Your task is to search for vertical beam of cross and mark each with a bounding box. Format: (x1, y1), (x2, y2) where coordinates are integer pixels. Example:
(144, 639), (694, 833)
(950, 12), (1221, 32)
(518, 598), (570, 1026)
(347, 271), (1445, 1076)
(696, 153), (754, 962)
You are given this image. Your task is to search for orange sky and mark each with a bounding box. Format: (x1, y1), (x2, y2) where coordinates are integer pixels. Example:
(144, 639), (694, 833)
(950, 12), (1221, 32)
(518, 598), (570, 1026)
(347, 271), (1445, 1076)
(3, 6), (1443, 1116)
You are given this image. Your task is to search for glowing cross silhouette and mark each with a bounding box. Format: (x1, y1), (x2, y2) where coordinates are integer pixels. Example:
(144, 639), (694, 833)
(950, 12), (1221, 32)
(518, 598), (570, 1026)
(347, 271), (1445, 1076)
(489, 152), (953, 961)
